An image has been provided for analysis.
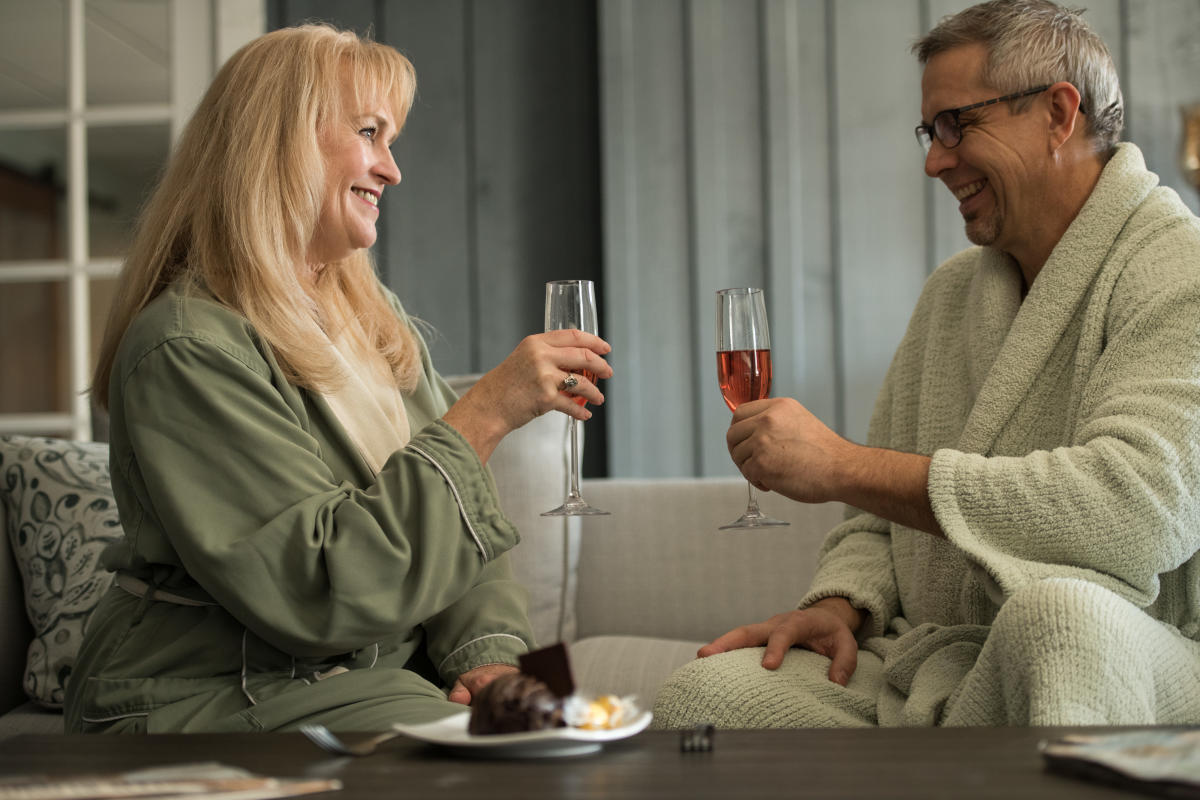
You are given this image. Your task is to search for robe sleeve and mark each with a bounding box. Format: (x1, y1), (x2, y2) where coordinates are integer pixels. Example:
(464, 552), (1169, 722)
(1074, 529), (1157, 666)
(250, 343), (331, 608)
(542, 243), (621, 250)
(417, 367), (534, 681)
(421, 554), (532, 684)
(797, 511), (899, 638)
(929, 273), (1200, 608)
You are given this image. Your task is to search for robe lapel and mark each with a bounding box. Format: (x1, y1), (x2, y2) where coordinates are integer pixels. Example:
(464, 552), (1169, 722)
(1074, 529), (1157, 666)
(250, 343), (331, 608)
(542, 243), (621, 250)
(955, 144), (1158, 454)
(963, 249), (1022, 397)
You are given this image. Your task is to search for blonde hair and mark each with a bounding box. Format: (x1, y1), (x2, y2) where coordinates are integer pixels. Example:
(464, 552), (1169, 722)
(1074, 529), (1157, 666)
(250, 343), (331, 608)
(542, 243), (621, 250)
(913, 0), (1123, 153)
(92, 24), (421, 408)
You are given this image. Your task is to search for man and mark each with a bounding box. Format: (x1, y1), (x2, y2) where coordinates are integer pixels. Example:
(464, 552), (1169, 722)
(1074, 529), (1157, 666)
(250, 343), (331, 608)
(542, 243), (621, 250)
(654, 0), (1200, 727)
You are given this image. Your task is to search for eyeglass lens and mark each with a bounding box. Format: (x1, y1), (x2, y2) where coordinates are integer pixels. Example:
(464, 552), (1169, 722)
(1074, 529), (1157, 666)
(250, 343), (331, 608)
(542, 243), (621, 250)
(933, 111), (960, 148)
(917, 111), (962, 153)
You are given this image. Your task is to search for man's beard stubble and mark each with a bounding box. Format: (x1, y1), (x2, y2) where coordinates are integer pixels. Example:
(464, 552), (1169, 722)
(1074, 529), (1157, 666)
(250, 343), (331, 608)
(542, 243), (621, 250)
(964, 206), (1001, 248)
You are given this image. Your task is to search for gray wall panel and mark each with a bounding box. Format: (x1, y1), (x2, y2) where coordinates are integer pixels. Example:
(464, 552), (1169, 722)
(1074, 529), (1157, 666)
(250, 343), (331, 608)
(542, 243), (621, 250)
(471, 0), (602, 369)
(689, 0), (769, 476)
(600, 0), (695, 477)
(834, 0), (928, 443)
(271, 0), (374, 32)
(1127, 0), (1200, 215)
(926, 0), (980, 272)
(763, 0), (838, 433)
(381, 1), (474, 374)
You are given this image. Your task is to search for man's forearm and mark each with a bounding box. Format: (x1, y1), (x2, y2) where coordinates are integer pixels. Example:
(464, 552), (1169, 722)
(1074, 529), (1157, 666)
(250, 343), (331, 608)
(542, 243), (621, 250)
(834, 444), (943, 537)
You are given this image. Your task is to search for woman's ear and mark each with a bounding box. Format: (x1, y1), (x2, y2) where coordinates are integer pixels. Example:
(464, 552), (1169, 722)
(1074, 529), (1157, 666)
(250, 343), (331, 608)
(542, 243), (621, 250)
(1047, 80), (1083, 152)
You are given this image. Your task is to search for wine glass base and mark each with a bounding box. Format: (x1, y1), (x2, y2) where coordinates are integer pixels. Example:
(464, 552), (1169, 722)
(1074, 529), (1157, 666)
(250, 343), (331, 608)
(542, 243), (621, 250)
(541, 501), (611, 517)
(718, 514), (790, 530)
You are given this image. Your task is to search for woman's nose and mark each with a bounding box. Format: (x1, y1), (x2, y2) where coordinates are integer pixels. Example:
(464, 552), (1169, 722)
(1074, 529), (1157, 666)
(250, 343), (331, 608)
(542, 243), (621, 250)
(376, 148), (401, 185)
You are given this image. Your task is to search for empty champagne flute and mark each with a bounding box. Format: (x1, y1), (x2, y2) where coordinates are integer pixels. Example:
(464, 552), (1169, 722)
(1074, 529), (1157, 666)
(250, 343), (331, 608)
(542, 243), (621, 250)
(716, 287), (789, 530)
(541, 280), (609, 517)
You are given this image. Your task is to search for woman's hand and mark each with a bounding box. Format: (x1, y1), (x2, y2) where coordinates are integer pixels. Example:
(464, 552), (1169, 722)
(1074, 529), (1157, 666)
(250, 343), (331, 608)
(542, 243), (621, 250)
(443, 329), (612, 463)
(448, 663), (520, 706)
(697, 598), (862, 685)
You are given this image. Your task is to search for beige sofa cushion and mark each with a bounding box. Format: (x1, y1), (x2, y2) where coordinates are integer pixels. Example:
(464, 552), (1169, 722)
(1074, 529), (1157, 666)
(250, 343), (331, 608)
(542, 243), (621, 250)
(575, 478), (845, 643)
(443, 375), (580, 647)
(568, 635), (704, 707)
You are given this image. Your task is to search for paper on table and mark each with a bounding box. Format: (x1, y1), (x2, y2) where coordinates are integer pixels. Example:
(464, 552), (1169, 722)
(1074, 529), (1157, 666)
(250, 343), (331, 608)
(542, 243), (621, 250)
(1040, 729), (1200, 798)
(0, 762), (341, 800)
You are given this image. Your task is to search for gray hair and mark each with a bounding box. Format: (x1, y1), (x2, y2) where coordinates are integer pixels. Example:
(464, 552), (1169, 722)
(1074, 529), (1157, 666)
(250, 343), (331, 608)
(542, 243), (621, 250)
(913, 0), (1123, 153)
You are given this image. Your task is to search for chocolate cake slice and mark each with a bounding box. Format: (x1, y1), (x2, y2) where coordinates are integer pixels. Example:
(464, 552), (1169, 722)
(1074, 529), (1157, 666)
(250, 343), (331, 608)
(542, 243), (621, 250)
(467, 672), (566, 735)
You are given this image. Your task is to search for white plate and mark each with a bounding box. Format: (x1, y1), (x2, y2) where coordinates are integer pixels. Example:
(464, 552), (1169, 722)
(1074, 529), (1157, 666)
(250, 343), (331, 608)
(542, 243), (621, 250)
(391, 710), (653, 758)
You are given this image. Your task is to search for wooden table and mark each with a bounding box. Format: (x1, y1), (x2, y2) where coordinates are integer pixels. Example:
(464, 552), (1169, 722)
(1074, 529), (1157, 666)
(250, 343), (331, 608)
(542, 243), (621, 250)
(0, 728), (1148, 798)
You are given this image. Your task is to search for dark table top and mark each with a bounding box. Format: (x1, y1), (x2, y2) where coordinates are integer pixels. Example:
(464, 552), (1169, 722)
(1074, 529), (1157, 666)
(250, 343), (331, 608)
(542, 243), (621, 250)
(0, 727), (1157, 799)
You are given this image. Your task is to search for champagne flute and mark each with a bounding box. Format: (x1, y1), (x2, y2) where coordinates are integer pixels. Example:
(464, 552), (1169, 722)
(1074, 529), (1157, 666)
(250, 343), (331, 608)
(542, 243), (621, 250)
(716, 287), (789, 530)
(541, 280), (609, 517)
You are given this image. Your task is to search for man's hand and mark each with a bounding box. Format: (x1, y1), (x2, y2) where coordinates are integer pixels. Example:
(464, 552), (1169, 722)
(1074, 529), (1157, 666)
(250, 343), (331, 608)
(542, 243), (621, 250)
(726, 398), (850, 504)
(727, 398), (942, 536)
(447, 663), (519, 706)
(698, 598), (863, 685)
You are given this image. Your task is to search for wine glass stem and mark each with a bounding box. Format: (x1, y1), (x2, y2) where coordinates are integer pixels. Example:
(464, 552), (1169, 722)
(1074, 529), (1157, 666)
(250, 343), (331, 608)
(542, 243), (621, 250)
(567, 418), (583, 501)
(745, 481), (762, 515)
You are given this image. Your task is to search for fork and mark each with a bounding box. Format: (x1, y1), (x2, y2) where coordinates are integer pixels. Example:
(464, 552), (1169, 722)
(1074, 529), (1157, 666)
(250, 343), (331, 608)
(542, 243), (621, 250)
(298, 723), (407, 757)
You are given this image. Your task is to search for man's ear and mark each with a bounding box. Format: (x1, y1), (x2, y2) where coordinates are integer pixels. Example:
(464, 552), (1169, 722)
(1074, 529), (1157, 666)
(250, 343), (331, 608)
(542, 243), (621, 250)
(1047, 80), (1083, 151)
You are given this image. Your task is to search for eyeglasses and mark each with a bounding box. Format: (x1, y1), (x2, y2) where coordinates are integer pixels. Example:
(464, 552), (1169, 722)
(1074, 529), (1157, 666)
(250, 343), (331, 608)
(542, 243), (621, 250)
(915, 85), (1050, 153)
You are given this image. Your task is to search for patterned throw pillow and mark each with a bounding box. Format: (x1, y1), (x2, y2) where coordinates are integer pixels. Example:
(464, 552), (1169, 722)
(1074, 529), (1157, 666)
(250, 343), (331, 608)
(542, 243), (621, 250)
(0, 435), (123, 708)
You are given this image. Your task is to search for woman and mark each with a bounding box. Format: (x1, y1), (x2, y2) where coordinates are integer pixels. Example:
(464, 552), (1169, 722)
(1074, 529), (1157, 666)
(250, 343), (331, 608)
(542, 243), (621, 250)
(64, 24), (610, 733)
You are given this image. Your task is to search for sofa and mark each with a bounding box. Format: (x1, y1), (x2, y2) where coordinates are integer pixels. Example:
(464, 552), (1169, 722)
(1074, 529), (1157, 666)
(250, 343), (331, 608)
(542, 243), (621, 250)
(0, 375), (843, 736)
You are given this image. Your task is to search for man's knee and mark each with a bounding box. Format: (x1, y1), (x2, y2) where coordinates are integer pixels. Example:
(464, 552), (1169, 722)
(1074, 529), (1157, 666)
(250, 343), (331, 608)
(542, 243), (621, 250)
(653, 647), (878, 729)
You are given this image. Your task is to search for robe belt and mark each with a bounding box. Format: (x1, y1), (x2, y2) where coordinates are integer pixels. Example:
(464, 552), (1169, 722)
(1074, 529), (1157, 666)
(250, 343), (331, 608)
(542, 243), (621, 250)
(115, 572), (379, 700)
(115, 573), (218, 607)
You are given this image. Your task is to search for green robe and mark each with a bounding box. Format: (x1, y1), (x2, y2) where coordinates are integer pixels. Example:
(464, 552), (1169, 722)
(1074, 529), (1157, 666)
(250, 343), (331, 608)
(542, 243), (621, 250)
(64, 282), (533, 733)
(655, 143), (1200, 728)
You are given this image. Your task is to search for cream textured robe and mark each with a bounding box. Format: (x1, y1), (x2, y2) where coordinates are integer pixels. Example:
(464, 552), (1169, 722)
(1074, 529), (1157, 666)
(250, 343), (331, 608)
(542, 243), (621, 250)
(654, 143), (1200, 728)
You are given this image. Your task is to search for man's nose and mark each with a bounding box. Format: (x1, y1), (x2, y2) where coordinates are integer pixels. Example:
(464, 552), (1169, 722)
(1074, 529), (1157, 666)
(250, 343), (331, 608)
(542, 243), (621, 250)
(923, 137), (956, 178)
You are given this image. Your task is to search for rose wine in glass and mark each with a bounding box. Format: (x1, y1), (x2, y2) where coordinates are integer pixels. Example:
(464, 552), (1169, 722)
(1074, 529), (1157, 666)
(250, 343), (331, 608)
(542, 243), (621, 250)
(716, 288), (789, 530)
(717, 349), (773, 411)
(541, 280), (609, 517)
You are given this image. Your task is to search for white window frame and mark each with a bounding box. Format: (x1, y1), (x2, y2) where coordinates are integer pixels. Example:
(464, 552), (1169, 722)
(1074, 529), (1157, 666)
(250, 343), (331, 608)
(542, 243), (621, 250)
(0, 0), (263, 440)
